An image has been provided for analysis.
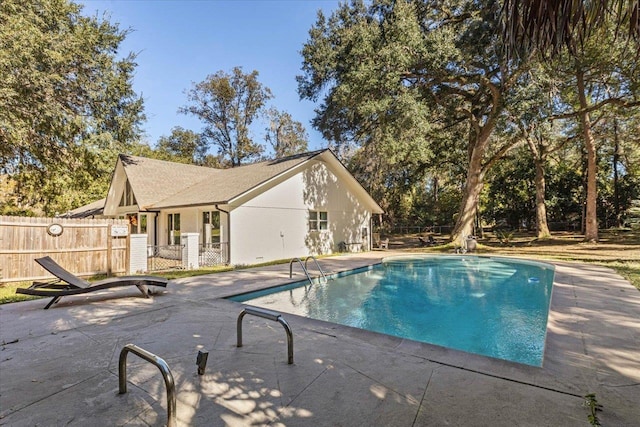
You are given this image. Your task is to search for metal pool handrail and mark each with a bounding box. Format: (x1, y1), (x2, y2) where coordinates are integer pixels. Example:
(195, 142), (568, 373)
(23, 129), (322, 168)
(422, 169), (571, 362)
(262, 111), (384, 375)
(237, 307), (294, 364)
(118, 344), (177, 427)
(289, 257), (313, 285)
(304, 255), (327, 284)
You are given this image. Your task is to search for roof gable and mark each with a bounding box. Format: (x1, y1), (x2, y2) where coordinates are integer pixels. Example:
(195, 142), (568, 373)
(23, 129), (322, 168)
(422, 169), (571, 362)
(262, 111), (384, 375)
(104, 150), (382, 214)
(151, 150), (324, 208)
(119, 155), (220, 209)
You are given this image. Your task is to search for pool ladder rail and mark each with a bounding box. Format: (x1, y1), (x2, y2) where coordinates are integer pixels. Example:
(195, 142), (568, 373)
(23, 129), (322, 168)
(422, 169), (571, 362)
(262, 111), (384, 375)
(118, 344), (177, 427)
(289, 256), (328, 285)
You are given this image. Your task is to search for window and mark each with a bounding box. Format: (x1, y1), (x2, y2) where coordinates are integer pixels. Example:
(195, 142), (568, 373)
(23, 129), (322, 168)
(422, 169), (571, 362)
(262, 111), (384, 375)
(168, 213), (180, 245)
(119, 180), (137, 207)
(309, 210), (328, 231)
(139, 214), (148, 234)
(202, 211), (221, 244)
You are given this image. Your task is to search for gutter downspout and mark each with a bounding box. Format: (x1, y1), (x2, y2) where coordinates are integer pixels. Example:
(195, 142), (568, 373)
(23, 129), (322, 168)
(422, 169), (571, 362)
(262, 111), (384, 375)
(215, 204), (230, 264)
(369, 216), (373, 251)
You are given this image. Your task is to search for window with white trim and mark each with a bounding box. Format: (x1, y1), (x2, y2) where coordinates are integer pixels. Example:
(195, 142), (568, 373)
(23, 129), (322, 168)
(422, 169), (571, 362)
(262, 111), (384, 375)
(309, 210), (328, 231)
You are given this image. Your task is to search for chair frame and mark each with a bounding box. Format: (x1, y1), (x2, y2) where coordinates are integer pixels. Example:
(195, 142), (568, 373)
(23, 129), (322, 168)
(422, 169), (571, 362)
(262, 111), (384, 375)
(16, 256), (168, 309)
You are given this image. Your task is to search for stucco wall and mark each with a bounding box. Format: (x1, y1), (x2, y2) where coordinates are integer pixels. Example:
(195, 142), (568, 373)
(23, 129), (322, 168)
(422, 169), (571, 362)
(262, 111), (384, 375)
(229, 161), (371, 265)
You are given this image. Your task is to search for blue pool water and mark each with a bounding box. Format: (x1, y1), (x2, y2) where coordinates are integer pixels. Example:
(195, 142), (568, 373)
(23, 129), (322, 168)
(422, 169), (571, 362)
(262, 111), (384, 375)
(229, 255), (555, 366)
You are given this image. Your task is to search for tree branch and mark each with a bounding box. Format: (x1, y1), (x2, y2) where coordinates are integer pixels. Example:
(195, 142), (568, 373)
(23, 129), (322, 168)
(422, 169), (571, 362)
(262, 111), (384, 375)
(550, 98), (640, 120)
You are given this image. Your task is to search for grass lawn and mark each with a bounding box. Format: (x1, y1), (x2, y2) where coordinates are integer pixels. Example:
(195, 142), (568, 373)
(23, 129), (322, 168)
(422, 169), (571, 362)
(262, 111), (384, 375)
(1, 230), (638, 305)
(482, 230), (640, 291)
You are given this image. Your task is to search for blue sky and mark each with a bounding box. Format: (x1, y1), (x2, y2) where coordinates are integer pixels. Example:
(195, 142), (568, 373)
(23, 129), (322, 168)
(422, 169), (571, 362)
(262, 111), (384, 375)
(81, 0), (340, 152)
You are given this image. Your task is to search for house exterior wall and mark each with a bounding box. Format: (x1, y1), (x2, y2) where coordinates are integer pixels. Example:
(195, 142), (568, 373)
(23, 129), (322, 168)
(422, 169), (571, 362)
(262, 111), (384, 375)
(229, 161), (371, 265)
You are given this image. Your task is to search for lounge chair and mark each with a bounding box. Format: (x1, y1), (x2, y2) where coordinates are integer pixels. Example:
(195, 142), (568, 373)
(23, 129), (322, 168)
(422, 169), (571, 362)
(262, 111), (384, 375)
(16, 256), (168, 309)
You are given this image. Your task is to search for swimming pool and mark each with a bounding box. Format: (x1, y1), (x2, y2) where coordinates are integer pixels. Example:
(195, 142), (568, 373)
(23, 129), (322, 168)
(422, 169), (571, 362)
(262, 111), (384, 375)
(228, 255), (555, 366)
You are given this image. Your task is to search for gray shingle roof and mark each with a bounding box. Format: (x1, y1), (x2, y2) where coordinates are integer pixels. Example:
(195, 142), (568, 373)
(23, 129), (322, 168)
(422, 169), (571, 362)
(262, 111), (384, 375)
(62, 198), (106, 218)
(120, 151), (325, 209)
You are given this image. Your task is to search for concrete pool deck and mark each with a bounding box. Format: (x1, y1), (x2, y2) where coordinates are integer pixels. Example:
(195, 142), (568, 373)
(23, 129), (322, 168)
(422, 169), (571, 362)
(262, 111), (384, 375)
(1, 253), (638, 426)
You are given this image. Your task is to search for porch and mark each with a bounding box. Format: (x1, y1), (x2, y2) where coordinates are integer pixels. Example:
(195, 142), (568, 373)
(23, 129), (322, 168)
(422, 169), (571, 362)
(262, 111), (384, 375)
(131, 233), (229, 273)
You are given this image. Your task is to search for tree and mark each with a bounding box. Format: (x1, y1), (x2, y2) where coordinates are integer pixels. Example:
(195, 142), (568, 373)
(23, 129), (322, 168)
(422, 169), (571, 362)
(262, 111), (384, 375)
(0, 0), (144, 215)
(156, 127), (209, 164)
(264, 108), (309, 158)
(298, 0), (526, 245)
(503, 62), (571, 239)
(547, 22), (639, 241)
(180, 67), (272, 167)
(501, 0), (640, 56)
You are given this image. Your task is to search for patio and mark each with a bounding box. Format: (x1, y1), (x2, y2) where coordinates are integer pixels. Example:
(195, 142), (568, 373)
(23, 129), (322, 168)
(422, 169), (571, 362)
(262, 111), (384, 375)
(1, 253), (638, 426)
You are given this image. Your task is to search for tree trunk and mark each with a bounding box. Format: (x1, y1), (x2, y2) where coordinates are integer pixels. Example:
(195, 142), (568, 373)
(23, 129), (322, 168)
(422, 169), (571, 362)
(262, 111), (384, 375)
(612, 119), (622, 227)
(524, 133), (551, 239)
(576, 64), (599, 242)
(451, 130), (489, 247)
(533, 157), (551, 238)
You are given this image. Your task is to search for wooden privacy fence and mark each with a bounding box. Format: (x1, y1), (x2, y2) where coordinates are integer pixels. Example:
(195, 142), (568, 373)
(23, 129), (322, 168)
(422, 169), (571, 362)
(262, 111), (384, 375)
(0, 216), (129, 283)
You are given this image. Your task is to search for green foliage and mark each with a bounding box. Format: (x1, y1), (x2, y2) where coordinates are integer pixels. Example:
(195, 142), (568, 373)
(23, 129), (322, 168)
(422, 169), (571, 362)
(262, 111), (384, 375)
(545, 158), (583, 227)
(627, 200), (640, 230)
(583, 393), (603, 426)
(298, 0), (530, 240)
(155, 126), (209, 165)
(483, 147), (536, 229)
(295, 0), (640, 239)
(0, 283), (41, 305)
(495, 229), (515, 245)
(609, 260), (640, 290)
(545, 21), (639, 240)
(180, 67), (272, 167)
(595, 112), (640, 228)
(0, 0), (145, 215)
(0, 176), (35, 216)
(502, 0), (640, 57)
(264, 108), (309, 158)
(298, 0), (441, 202)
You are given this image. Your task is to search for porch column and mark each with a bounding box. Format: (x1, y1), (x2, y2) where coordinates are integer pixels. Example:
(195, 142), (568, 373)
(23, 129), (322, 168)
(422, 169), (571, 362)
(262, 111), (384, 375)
(129, 234), (149, 273)
(181, 233), (199, 270)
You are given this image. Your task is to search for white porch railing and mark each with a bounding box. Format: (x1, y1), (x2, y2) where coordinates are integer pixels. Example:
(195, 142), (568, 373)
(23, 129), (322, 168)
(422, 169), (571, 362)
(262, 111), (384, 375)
(147, 244), (184, 272)
(144, 240), (229, 272)
(199, 242), (229, 266)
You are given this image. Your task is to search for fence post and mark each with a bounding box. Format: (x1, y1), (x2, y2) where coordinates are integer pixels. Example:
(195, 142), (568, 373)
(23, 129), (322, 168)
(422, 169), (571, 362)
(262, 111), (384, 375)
(181, 233), (199, 270)
(107, 224), (113, 276)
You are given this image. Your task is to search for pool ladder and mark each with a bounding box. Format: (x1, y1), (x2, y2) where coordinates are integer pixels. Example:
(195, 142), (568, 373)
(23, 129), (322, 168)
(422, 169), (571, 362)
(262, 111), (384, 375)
(289, 256), (327, 285)
(118, 344), (176, 427)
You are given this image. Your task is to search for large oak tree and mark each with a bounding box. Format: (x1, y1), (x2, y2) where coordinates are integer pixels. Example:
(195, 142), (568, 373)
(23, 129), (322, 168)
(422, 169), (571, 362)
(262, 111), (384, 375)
(1, 0), (145, 215)
(298, 0), (527, 245)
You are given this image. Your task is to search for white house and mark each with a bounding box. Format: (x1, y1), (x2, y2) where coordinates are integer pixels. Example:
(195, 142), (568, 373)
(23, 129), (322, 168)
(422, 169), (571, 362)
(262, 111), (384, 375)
(101, 150), (383, 266)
